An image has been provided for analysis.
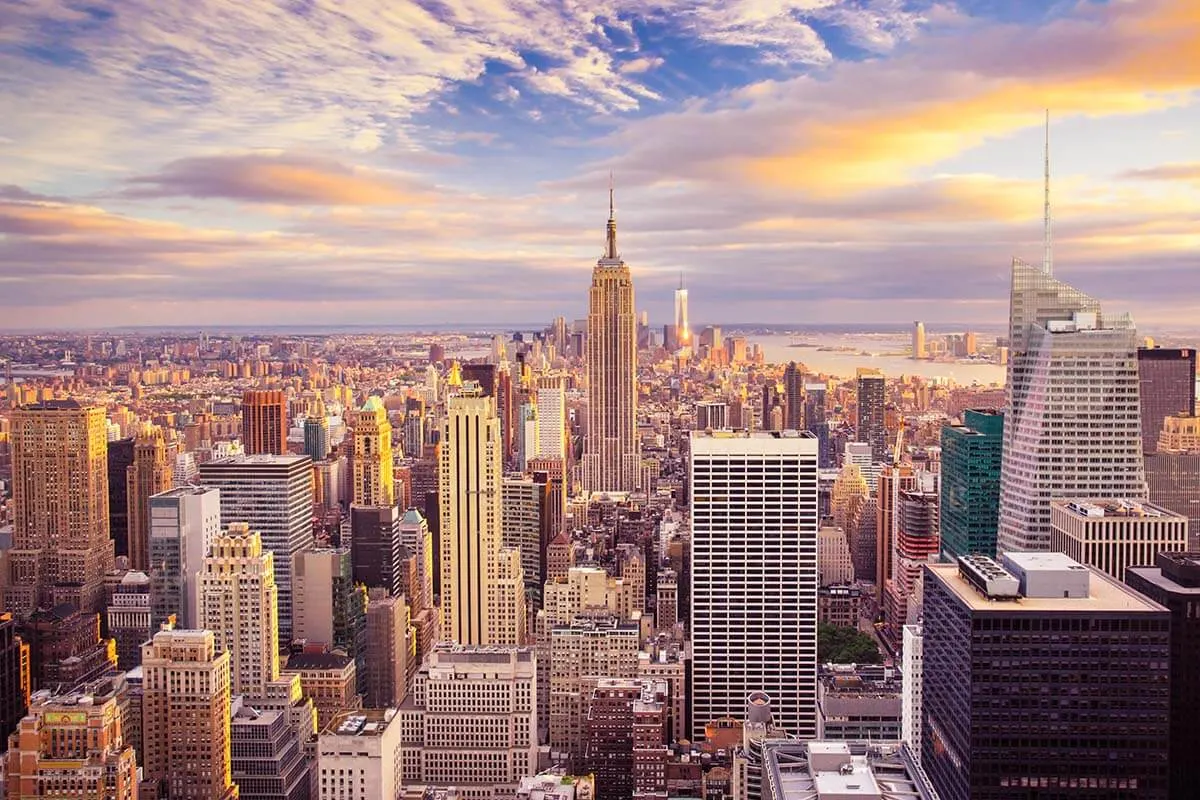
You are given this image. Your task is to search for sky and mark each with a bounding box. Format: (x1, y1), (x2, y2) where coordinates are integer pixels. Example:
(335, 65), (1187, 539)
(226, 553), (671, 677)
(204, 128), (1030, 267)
(1, 0), (1199, 330)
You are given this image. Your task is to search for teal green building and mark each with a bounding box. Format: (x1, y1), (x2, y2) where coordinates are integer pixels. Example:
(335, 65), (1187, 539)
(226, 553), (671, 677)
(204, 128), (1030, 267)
(940, 409), (1004, 560)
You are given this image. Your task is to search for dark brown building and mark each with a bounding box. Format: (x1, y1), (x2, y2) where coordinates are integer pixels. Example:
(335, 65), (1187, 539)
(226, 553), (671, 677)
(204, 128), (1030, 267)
(585, 679), (669, 800)
(1138, 347), (1197, 454)
(242, 389), (288, 455)
(0, 614), (30, 748)
(20, 604), (116, 691)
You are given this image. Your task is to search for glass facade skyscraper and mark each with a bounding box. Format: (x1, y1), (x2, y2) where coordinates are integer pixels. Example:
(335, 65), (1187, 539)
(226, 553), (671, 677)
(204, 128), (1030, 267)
(998, 259), (1147, 553)
(940, 409), (1003, 560)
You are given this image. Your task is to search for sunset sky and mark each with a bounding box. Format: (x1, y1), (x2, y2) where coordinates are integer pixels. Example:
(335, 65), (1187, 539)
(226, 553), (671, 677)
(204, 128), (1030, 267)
(2, 0), (1199, 330)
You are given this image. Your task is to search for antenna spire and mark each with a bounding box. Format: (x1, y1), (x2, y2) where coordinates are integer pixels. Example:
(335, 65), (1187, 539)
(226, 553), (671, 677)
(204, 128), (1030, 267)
(604, 172), (618, 260)
(1043, 109), (1053, 275)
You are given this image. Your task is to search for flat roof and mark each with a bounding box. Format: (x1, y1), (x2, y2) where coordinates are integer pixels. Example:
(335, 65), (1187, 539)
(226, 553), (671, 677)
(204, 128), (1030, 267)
(927, 562), (1166, 613)
(1052, 498), (1185, 520)
(324, 708), (395, 737)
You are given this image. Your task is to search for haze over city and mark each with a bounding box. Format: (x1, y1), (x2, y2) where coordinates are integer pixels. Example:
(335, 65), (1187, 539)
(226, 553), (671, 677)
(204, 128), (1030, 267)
(3, 0), (1200, 329)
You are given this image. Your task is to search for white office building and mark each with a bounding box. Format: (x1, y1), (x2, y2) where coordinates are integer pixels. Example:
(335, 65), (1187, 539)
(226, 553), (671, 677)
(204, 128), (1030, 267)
(690, 430), (820, 739)
(318, 709), (403, 800)
(900, 624), (923, 765)
(1049, 499), (1188, 582)
(998, 259), (1147, 553)
(148, 486), (221, 629)
(198, 454), (314, 643)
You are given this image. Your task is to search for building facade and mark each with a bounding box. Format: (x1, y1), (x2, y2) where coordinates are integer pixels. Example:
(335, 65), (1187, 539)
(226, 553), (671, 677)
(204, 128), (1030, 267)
(923, 553), (1169, 800)
(351, 396), (395, 507)
(582, 191), (641, 494)
(199, 454), (314, 644)
(1137, 347), (1196, 454)
(149, 486), (222, 630)
(1050, 499), (1188, 582)
(7, 401), (112, 615)
(998, 259), (1147, 553)
(689, 430), (819, 739)
(855, 369), (887, 463)
(126, 424), (172, 572)
(939, 409), (1003, 560)
(242, 389), (288, 455)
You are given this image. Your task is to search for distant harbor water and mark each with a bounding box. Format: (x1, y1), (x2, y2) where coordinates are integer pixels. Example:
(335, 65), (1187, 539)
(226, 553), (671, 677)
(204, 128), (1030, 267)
(751, 334), (1005, 385)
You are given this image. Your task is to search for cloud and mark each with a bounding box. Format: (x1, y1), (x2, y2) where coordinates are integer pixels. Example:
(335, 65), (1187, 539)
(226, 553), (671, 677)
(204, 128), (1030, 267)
(1119, 162), (1200, 184)
(121, 153), (427, 206)
(618, 56), (665, 74)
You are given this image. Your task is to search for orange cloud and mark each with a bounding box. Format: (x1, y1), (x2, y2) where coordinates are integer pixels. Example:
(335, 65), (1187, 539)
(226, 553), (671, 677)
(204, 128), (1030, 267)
(743, 0), (1200, 194)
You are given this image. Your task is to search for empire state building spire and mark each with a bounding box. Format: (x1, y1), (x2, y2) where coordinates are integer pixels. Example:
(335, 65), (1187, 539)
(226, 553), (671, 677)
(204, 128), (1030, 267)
(604, 172), (619, 261)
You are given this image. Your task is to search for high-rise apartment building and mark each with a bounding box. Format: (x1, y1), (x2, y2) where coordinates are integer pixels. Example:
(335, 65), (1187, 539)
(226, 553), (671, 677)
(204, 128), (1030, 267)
(0, 615), (29, 741)
(8, 400), (112, 615)
(5, 678), (138, 800)
(582, 190), (640, 494)
(875, 464), (916, 605)
(1126, 552), (1200, 800)
(351, 396), (394, 506)
(1050, 499), (1187, 582)
(1138, 347), (1196, 454)
(199, 524), (280, 696)
(783, 362), (803, 431)
(107, 437), (135, 560)
(900, 624), (923, 765)
(107, 570), (152, 669)
(584, 678), (670, 800)
(440, 392), (527, 645)
(939, 409), (1003, 560)
(231, 705), (311, 800)
(803, 383), (832, 467)
(399, 644), (538, 797)
(317, 709), (403, 800)
(689, 430), (819, 739)
(534, 378), (567, 462)
(923, 553), (1169, 800)
(882, 490), (938, 646)
(242, 389), (288, 455)
(199, 454), (314, 643)
(998, 259), (1147, 553)
(149, 485), (221, 629)
(502, 475), (548, 603)
(350, 504), (402, 595)
(363, 590), (411, 709)
(126, 424), (172, 571)
(304, 396), (330, 461)
(549, 615), (641, 767)
(293, 548), (366, 684)
(855, 369), (887, 463)
(141, 628), (239, 800)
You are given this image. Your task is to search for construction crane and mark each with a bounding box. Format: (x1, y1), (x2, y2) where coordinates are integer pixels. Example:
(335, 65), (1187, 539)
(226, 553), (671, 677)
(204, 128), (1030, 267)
(892, 425), (905, 466)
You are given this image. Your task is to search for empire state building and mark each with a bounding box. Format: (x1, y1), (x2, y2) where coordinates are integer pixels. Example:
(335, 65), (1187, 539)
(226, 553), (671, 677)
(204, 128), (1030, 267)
(582, 188), (641, 494)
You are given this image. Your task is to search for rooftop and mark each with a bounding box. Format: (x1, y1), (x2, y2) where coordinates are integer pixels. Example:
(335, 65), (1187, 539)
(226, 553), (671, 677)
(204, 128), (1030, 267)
(201, 453), (311, 467)
(324, 708), (396, 737)
(1127, 551), (1200, 594)
(929, 556), (1166, 614)
(1053, 499), (1184, 521)
(764, 741), (939, 800)
(284, 652), (354, 671)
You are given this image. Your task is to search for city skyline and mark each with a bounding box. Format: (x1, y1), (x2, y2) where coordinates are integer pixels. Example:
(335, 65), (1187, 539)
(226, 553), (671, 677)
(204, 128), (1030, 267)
(2, 0), (1199, 329)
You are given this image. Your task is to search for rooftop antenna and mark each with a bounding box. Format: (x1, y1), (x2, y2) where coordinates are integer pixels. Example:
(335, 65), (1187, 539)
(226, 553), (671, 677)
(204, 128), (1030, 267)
(604, 171), (618, 260)
(1042, 109), (1053, 275)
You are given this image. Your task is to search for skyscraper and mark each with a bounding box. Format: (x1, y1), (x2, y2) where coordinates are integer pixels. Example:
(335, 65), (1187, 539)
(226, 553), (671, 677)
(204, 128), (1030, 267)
(803, 382), (833, 467)
(534, 377), (567, 461)
(689, 430), (819, 739)
(875, 464), (916, 605)
(148, 485), (221, 629)
(1138, 347), (1196, 454)
(141, 628), (238, 800)
(199, 454), (314, 643)
(242, 389), (288, 455)
(303, 395), (330, 461)
(199, 524), (280, 696)
(997, 258), (1146, 553)
(855, 368), (887, 463)
(293, 547), (366, 685)
(939, 409), (1003, 560)
(7, 400), (112, 615)
(126, 424), (172, 571)
(783, 362), (803, 431)
(352, 396), (394, 506)
(582, 187), (641, 494)
(107, 570), (151, 669)
(912, 321), (926, 359)
(440, 391), (527, 645)
(364, 590), (411, 709)
(673, 273), (690, 352)
(923, 553), (1169, 800)
(107, 436), (135, 560)
(1126, 552), (1200, 800)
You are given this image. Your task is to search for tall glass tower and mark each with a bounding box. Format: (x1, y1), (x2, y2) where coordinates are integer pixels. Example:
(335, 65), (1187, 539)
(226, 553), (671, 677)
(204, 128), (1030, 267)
(997, 259), (1147, 553)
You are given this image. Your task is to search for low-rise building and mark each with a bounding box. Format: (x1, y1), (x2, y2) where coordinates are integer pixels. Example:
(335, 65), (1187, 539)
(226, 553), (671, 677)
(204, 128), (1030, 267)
(816, 664), (902, 742)
(317, 709), (403, 800)
(1050, 499), (1188, 581)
